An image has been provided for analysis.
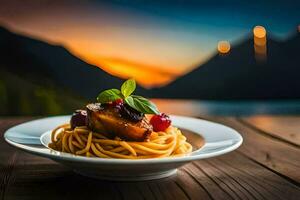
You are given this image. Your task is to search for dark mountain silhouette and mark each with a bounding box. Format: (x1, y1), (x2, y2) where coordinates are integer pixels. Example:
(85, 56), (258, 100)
(0, 26), (155, 115)
(0, 24), (300, 108)
(0, 26), (141, 99)
(158, 31), (300, 99)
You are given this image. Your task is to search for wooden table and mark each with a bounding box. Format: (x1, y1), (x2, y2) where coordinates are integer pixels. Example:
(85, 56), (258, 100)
(1, 116), (300, 200)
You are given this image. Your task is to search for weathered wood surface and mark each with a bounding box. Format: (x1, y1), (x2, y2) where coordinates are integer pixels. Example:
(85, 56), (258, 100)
(241, 116), (300, 147)
(1, 117), (300, 200)
(199, 116), (300, 184)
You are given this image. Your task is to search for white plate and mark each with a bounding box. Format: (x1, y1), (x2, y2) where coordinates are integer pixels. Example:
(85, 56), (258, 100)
(4, 115), (242, 181)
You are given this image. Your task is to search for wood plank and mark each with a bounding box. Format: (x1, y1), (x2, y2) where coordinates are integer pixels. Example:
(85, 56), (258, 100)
(3, 147), (300, 199)
(1, 118), (300, 200)
(0, 118), (34, 199)
(204, 152), (300, 200)
(241, 115), (300, 147)
(201, 116), (300, 184)
(4, 151), (300, 200)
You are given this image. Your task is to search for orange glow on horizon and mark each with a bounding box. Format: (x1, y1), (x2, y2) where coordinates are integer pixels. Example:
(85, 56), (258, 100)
(0, 2), (297, 89)
(0, 4), (225, 88)
(0, 4), (231, 88)
(89, 57), (181, 88)
(60, 35), (206, 88)
(62, 40), (185, 88)
(217, 41), (230, 54)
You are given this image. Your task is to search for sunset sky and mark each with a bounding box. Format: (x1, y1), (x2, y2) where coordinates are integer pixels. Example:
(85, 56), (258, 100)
(0, 0), (299, 87)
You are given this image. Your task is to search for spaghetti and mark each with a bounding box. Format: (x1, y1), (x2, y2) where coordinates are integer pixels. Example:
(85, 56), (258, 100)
(49, 124), (192, 159)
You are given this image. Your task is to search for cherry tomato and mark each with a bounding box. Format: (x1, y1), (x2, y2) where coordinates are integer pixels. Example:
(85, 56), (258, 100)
(150, 113), (171, 132)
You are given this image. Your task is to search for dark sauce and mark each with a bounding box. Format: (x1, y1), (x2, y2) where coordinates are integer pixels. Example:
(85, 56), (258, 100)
(119, 104), (144, 122)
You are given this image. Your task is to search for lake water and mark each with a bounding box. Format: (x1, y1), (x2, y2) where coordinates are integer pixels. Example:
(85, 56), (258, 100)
(153, 99), (300, 116)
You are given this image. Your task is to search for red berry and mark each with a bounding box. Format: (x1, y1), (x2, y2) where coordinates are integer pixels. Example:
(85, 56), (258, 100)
(112, 98), (124, 106)
(70, 110), (87, 129)
(150, 113), (171, 132)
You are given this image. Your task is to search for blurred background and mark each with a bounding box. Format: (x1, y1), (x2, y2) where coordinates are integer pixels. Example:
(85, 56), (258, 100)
(0, 0), (299, 116)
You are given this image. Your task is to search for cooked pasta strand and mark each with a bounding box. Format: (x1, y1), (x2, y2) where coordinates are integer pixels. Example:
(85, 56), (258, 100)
(76, 132), (93, 155)
(49, 125), (195, 159)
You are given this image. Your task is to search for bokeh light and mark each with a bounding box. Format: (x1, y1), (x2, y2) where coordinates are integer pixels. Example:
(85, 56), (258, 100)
(253, 26), (267, 46)
(253, 25), (267, 62)
(217, 41), (231, 54)
(253, 26), (266, 38)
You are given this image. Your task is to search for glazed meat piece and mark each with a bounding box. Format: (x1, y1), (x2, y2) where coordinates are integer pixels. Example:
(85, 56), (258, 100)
(86, 103), (153, 141)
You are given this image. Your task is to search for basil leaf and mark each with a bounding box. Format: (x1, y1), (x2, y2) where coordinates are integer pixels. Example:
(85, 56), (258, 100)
(125, 96), (159, 114)
(121, 79), (136, 98)
(97, 89), (122, 103)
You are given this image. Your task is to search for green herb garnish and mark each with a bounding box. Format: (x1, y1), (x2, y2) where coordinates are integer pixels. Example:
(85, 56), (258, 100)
(96, 88), (122, 103)
(121, 78), (136, 98)
(97, 79), (159, 114)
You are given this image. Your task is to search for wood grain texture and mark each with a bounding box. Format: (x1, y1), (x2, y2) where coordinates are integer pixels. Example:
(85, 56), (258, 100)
(0, 118), (34, 199)
(241, 115), (300, 147)
(201, 116), (300, 184)
(1, 117), (300, 200)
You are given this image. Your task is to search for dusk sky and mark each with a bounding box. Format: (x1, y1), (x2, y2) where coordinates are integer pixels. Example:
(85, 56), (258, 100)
(0, 0), (299, 87)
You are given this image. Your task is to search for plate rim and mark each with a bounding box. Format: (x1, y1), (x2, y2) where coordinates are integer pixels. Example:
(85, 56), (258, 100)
(4, 115), (243, 164)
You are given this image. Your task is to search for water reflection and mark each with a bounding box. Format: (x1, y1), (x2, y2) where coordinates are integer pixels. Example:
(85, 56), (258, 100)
(152, 99), (300, 116)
